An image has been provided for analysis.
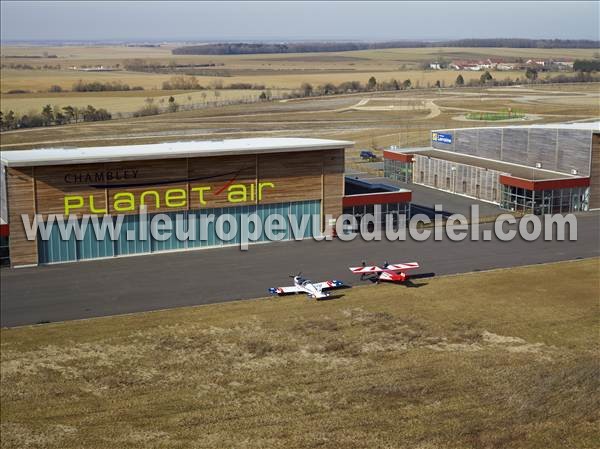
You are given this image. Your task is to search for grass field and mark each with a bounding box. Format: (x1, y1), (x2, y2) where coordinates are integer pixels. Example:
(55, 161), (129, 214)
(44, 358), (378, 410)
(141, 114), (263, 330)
(2, 44), (598, 67)
(1, 259), (599, 449)
(465, 110), (526, 121)
(0, 88), (289, 116)
(0, 68), (530, 92)
(1, 45), (599, 164)
(2, 44), (596, 116)
(1, 83), (598, 154)
(0, 67), (530, 116)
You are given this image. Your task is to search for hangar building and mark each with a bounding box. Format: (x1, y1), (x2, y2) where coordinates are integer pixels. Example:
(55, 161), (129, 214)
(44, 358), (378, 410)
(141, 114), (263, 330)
(384, 122), (600, 214)
(1, 137), (411, 267)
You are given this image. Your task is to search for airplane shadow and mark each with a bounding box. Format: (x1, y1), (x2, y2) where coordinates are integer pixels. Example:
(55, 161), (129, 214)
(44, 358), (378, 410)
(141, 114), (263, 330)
(362, 272), (436, 288)
(402, 280), (428, 288)
(318, 293), (345, 301)
(411, 272), (436, 280)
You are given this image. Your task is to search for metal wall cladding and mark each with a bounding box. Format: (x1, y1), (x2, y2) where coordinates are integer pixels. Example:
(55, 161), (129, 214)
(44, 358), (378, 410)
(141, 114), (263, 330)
(454, 129), (479, 156)
(501, 128), (529, 165)
(527, 128), (558, 169)
(477, 128), (502, 160)
(414, 155), (502, 203)
(431, 127), (593, 176)
(557, 129), (592, 176)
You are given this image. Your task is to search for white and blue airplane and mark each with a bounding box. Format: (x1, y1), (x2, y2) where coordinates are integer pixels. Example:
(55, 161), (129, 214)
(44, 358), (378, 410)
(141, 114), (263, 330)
(269, 274), (345, 299)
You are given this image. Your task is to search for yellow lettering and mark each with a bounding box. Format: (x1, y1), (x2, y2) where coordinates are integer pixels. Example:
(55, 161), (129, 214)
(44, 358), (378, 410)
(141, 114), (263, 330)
(63, 182), (275, 215)
(227, 184), (247, 203)
(114, 192), (135, 212)
(64, 195), (84, 215)
(165, 188), (187, 208)
(89, 195), (107, 214)
(258, 182), (275, 200)
(140, 190), (160, 210)
(191, 186), (210, 206)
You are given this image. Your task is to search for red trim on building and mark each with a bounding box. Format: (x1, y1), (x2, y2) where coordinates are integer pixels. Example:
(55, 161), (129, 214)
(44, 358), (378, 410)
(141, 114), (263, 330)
(499, 175), (590, 191)
(0, 224), (9, 237)
(383, 150), (414, 163)
(343, 191), (412, 207)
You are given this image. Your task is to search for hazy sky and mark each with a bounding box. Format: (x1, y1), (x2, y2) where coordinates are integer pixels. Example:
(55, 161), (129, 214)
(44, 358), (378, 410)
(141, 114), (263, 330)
(1, 1), (599, 42)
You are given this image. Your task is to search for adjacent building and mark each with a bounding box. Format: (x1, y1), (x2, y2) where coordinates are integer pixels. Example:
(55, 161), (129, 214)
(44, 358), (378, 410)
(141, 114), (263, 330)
(385, 122), (600, 214)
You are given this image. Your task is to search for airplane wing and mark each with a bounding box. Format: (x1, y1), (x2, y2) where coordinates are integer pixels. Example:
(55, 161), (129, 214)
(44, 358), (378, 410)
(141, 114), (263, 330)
(268, 285), (303, 295)
(349, 262), (420, 274)
(349, 265), (383, 274)
(386, 262), (420, 271)
(312, 280), (345, 290)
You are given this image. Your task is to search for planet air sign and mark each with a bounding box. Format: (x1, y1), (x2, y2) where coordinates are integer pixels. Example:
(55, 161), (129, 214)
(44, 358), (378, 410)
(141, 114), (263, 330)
(60, 167), (276, 215)
(63, 182), (275, 215)
(432, 132), (453, 144)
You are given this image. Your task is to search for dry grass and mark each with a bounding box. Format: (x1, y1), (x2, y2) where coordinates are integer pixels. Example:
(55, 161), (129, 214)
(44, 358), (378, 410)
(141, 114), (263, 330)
(2, 44), (597, 66)
(1, 83), (598, 155)
(1, 258), (599, 449)
(0, 67), (544, 93)
(2, 44), (595, 112)
(0, 88), (289, 115)
(2, 45), (598, 149)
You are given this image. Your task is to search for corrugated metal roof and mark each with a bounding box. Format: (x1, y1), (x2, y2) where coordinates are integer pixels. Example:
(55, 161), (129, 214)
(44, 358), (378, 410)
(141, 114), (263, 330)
(0, 137), (353, 167)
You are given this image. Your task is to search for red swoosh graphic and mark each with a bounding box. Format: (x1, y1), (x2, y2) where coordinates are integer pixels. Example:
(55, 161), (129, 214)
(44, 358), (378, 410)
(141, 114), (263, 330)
(215, 173), (239, 195)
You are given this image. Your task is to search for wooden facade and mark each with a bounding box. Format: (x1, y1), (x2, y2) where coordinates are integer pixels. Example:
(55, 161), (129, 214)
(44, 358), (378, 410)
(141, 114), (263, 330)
(6, 167), (37, 267)
(6, 148), (345, 267)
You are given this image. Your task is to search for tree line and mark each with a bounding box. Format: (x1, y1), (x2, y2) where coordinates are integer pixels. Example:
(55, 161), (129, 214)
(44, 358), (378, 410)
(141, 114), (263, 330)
(0, 104), (111, 131)
(173, 39), (600, 55)
(123, 58), (222, 72)
(5, 80), (145, 94)
(573, 60), (600, 72)
(284, 70), (600, 99)
(161, 75), (265, 90)
(72, 80), (144, 92)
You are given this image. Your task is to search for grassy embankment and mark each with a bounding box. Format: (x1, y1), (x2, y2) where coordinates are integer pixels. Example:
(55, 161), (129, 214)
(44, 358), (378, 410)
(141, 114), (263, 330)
(1, 258), (599, 448)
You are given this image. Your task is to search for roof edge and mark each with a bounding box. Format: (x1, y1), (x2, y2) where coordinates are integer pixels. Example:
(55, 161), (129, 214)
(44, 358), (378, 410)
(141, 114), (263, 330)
(0, 138), (354, 168)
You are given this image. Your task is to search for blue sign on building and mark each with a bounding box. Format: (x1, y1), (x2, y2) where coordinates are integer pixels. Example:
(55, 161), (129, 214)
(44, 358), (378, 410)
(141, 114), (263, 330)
(432, 132), (453, 144)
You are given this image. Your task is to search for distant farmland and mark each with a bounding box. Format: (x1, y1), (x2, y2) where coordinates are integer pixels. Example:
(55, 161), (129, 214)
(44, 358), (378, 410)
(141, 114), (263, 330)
(1, 44), (598, 148)
(171, 38), (600, 55)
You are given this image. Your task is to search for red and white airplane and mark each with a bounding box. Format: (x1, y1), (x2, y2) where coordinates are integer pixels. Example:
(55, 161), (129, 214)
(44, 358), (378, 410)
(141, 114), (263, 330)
(349, 261), (420, 283)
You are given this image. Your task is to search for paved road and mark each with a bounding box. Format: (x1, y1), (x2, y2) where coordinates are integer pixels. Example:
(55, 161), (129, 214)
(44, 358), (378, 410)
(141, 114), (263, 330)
(2, 214), (599, 327)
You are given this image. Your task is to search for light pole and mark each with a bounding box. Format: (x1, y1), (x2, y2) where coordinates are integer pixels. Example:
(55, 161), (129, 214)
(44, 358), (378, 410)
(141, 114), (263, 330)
(533, 162), (542, 213)
(410, 157), (417, 183)
(451, 166), (457, 193)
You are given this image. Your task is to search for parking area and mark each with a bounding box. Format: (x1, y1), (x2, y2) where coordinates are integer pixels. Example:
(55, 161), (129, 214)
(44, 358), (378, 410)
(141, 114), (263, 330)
(347, 173), (504, 218)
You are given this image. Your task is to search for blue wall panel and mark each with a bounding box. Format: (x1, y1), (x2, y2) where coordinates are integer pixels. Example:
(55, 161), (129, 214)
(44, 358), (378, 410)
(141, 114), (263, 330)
(38, 200), (321, 264)
(38, 220), (77, 264)
(115, 214), (151, 256)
